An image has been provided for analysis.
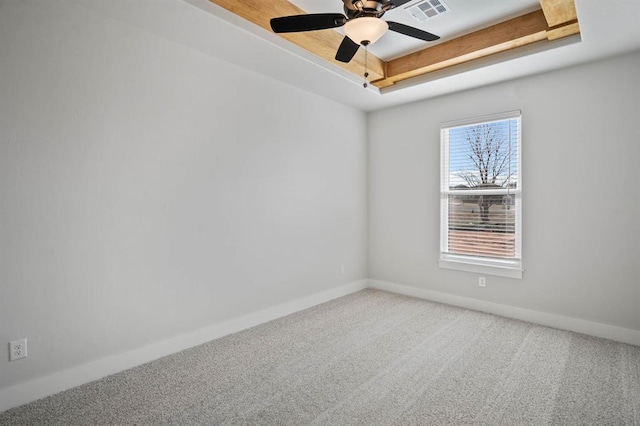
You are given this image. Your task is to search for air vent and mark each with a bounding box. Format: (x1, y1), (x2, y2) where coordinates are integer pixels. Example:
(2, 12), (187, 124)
(405, 0), (450, 23)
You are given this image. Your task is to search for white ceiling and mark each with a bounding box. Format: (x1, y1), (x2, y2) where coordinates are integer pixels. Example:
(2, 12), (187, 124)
(77, 0), (640, 112)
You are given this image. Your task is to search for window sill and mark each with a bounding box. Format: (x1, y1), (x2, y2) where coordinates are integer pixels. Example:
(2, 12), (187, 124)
(439, 256), (523, 279)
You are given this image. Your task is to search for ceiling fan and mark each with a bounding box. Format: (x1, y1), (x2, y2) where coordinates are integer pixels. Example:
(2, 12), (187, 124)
(270, 0), (440, 64)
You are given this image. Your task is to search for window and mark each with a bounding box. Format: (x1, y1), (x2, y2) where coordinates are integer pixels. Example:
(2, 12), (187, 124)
(439, 111), (522, 278)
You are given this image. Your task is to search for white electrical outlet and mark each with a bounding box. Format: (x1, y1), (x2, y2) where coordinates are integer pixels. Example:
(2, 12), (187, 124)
(339, 265), (345, 275)
(479, 277), (486, 287)
(9, 338), (27, 361)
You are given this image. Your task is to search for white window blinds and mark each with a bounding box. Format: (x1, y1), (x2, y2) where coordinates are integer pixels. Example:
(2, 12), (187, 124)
(440, 111), (522, 277)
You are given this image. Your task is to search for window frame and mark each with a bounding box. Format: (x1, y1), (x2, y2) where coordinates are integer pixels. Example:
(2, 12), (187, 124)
(439, 110), (523, 279)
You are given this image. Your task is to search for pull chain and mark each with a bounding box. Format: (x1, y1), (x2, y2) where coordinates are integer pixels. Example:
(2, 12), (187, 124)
(363, 43), (369, 88)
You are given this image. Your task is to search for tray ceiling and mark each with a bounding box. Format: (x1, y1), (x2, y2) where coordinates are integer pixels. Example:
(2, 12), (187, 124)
(207, 0), (581, 89)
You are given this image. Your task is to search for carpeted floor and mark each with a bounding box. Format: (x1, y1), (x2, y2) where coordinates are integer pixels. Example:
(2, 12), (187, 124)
(1, 289), (639, 425)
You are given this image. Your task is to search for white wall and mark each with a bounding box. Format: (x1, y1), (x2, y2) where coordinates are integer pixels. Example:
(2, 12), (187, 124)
(369, 51), (640, 332)
(0, 0), (367, 389)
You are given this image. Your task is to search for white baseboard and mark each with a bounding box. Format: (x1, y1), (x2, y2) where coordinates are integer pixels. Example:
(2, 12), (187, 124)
(0, 280), (368, 413)
(368, 279), (640, 347)
(4, 278), (637, 413)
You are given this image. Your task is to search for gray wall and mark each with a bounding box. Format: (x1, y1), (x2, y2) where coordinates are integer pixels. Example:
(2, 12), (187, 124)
(0, 0), (367, 388)
(369, 51), (640, 332)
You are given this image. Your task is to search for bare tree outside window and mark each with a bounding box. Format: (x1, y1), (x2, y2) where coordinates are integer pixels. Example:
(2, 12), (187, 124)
(456, 123), (514, 188)
(452, 122), (517, 225)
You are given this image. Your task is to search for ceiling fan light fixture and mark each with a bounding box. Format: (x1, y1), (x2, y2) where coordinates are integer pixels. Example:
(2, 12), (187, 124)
(344, 17), (388, 45)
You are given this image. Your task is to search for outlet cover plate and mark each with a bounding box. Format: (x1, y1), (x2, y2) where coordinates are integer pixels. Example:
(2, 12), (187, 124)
(9, 338), (27, 361)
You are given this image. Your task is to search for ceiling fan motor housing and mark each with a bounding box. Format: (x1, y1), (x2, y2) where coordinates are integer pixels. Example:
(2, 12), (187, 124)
(343, 0), (395, 19)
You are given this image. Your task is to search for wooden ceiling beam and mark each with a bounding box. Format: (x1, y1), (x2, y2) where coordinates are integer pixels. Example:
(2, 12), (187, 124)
(374, 10), (551, 88)
(207, 0), (385, 81)
(372, 1), (580, 89)
(547, 21), (580, 41)
(539, 0), (578, 27)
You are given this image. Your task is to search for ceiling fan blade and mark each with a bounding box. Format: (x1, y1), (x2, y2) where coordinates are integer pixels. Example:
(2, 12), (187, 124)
(387, 21), (440, 42)
(270, 13), (347, 33)
(335, 36), (360, 63)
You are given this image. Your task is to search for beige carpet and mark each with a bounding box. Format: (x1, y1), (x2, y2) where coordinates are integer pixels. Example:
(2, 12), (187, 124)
(1, 289), (639, 425)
